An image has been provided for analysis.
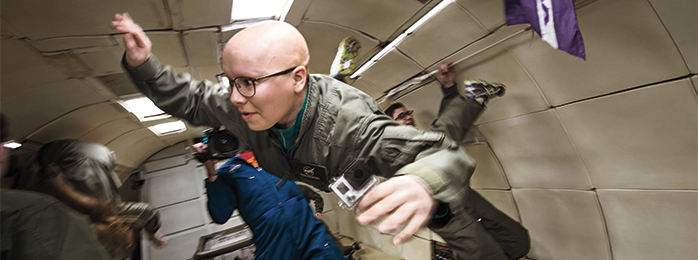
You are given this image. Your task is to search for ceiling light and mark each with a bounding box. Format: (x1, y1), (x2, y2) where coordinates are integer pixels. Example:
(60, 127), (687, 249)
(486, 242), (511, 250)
(351, 0), (453, 78)
(231, 0), (295, 21)
(118, 97), (171, 122)
(3, 141), (22, 149)
(148, 121), (187, 136)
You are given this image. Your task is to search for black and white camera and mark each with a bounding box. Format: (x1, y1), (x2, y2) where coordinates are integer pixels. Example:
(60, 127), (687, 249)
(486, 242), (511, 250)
(329, 159), (381, 210)
(193, 127), (246, 162)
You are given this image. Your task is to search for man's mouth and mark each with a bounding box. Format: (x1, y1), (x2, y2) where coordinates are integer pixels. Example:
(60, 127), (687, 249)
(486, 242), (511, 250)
(240, 112), (256, 120)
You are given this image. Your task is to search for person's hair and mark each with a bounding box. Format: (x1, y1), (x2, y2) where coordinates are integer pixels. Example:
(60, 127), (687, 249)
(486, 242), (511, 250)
(384, 103), (406, 119)
(30, 173), (135, 254)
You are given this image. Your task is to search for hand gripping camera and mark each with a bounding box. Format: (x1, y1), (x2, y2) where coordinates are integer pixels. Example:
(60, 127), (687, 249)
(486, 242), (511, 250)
(194, 127), (246, 162)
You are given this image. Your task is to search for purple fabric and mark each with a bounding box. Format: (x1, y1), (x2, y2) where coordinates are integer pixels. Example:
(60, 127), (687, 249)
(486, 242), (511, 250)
(505, 0), (586, 60)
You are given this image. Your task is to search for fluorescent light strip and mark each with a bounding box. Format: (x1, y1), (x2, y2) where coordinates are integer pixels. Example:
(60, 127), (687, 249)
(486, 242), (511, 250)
(350, 0), (453, 78)
(3, 141), (22, 149)
(231, 0), (294, 21)
(148, 121), (187, 136)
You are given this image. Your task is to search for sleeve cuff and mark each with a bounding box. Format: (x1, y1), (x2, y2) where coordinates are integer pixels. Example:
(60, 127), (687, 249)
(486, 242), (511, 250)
(122, 54), (159, 81)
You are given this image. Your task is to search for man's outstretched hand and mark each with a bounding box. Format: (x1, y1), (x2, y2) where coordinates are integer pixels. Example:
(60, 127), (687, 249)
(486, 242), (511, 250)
(356, 175), (436, 245)
(112, 13), (152, 68)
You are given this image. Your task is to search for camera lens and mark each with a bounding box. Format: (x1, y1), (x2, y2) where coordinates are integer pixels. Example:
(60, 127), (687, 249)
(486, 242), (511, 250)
(353, 170), (363, 179)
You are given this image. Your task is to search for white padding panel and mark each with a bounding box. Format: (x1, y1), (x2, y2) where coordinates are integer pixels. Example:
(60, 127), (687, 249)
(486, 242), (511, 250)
(479, 110), (592, 189)
(476, 189), (521, 222)
(142, 162), (204, 208)
(157, 198), (208, 235)
(145, 226), (208, 260)
(513, 189), (611, 260)
(148, 141), (189, 161)
(597, 190), (697, 260)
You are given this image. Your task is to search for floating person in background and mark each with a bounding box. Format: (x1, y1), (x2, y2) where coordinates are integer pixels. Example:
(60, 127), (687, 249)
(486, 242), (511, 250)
(193, 142), (344, 260)
(384, 63), (530, 260)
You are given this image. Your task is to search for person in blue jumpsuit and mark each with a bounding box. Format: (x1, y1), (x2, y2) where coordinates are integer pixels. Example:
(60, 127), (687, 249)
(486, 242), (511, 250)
(194, 143), (344, 260)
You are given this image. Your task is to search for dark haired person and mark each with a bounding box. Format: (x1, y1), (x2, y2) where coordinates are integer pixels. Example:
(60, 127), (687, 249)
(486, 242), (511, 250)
(384, 63), (530, 260)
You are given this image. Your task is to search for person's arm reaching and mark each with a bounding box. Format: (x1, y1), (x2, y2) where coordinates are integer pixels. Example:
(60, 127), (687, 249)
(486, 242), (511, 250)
(113, 13), (233, 129)
(431, 62), (484, 143)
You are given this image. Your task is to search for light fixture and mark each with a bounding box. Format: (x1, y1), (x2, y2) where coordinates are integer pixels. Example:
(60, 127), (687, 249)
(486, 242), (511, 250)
(148, 121), (187, 136)
(118, 97), (171, 122)
(3, 140), (22, 149)
(351, 0), (454, 78)
(231, 0), (295, 22)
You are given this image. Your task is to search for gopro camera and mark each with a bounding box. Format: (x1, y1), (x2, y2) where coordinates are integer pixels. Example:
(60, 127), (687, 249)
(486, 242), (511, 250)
(329, 159), (380, 210)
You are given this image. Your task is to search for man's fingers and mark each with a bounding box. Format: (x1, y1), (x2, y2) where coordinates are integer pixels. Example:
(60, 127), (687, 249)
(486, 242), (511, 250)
(356, 191), (403, 225)
(393, 212), (430, 245)
(376, 202), (415, 234)
(356, 181), (394, 212)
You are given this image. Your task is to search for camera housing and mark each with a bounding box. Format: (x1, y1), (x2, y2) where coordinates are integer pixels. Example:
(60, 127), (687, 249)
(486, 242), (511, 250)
(329, 159), (380, 210)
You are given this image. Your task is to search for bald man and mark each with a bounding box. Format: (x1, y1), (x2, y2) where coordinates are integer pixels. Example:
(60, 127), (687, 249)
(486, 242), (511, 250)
(114, 13), (503, 259)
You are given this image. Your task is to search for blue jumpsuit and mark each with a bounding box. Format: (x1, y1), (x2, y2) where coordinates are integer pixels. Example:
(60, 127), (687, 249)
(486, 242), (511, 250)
(205, 153), (344, 260)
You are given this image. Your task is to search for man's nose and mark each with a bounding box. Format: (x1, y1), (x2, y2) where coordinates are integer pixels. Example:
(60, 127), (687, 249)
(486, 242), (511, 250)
(229, 88), (248, 105)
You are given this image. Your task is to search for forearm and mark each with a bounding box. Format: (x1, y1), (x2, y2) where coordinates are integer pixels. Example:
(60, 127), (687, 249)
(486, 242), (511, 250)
(204, 160), (218, 182)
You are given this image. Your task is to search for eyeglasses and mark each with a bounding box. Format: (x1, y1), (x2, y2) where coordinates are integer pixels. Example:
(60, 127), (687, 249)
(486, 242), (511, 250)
(216, 67), (297, 98)
(395, 110), (413, 120)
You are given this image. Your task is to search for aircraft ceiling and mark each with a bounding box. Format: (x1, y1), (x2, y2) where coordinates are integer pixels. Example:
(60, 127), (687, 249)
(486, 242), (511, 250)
(1, 0), (696, 259)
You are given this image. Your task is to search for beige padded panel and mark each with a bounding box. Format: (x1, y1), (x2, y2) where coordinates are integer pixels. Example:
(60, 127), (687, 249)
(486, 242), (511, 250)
(29, 36), (116, 52)
(80, 118), (140, 144)
(183, 28), (220, 67)
(361, 49), (424, 91)
(73, 46), (125, 76)
(380, 233), (404, 257)
(1, 39), (69, 98)
(513, 189), (611, 260)
(401, 234), (431, 260)
(0, 0), (170, 40)
(107, 128), (165, 169)
(476, 189), (522, 222)
(142, 162), (203, 208)
(693, 76), (698, 93)
(501, 0), (688, 106)
(156, 198), (208, 235)
(648, 0), (697, 73)
(2, 79), (110, 139)
(147, 31), (188, 68)
(557, 79), (697, 189)
(297, 21), (380, 74)
(455, 0), (506, 31)
(480, 110), (592, 189)
(193, 64), (225, 83)
(144, 156), (187, 173)
(284, 0), (312, 26)
(146, 227), (207, 260)
(148, 141), (189, 161)
(167, 0), (232, 30)
(464, 143), (510, 189)
(303, 0), (426, 41)
(350, 77), (385, 100)
(424, 32), (549, 124)
(27, 102), (130, 143)
(398, 1), (487, 68)
(597, 190), (698, 260)
(394, 81), (443, 130)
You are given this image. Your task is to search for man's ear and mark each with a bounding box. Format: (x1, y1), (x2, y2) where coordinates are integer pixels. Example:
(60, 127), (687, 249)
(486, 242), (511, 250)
(292, 66), (308, 94)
